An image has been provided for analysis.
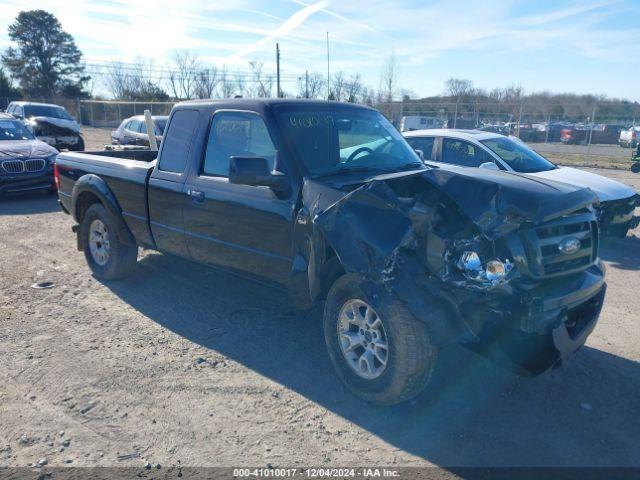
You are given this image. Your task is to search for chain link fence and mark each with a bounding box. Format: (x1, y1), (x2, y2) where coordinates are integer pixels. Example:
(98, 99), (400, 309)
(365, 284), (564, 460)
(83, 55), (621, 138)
(379, 101), (640, 147)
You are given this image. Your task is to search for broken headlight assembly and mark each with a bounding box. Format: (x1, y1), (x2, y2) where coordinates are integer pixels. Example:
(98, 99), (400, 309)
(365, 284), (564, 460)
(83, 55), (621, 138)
(457, 251), (513, 285)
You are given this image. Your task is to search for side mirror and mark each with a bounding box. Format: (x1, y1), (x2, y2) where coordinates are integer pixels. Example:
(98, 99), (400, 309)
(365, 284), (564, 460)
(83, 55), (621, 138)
(229, 156), (290, 195)
(414, 149), (425, 160)
(479, 161), (500, 171)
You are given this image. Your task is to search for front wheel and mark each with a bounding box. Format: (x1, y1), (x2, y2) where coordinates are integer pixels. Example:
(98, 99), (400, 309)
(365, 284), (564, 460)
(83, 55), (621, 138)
(324, 274), (436, 405)
(81, 203), (138, 279)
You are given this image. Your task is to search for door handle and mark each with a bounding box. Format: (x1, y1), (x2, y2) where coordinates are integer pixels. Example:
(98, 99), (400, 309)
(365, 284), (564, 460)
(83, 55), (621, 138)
(189, 189), (205, 203)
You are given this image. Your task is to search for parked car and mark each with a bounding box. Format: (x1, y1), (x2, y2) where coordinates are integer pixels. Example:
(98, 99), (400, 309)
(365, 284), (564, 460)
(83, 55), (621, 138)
(404, 129), (639, 237)
(478, 124), (510, 136)
(0, 112), (58, 196)
(561, 124), (626, 145)
(619, 126), (639, 148)
(399, 115), (444, 132)
(111, 115), (168, 147)
(56, 99), (606, 405)
(6, 101), (84, 151)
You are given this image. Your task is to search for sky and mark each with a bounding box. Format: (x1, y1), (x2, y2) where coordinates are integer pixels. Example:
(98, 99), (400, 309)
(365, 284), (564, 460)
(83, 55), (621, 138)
(0, 0), (639, 101)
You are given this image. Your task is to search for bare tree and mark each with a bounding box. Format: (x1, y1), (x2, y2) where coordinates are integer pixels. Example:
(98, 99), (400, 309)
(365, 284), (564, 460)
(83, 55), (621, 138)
(329, 71), (347, 101)
(297, 72), (325, 99)
(379, 51), (400, 103)
(218, 66), (234, 98)
(194, 67), (219, 99)
(235, 73), (246, 97)
(345, 73), (363, 103)
(249, 61), (273, 98)
(444, 78), (474, 99)
(168, 51), (199, 100)
(104, 58), (167, 100)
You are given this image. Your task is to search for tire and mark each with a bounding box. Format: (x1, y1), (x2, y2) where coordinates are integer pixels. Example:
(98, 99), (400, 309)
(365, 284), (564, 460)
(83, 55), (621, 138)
(324, 273), (436, 405)
(81, 203), (138, 280)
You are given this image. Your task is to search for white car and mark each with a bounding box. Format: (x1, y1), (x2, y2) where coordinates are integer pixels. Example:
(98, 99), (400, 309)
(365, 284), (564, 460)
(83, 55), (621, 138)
(404, 129), (639, 237)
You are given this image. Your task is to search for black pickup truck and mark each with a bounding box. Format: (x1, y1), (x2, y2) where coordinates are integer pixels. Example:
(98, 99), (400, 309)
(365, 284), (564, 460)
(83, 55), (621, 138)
(56, 99), (606, 405)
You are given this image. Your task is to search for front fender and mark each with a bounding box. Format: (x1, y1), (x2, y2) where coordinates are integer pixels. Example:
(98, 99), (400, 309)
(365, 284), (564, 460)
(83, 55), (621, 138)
(71, 174), (136, 246)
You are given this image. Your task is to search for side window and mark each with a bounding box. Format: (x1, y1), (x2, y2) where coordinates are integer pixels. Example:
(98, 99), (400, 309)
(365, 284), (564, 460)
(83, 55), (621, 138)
(6, 104), (14, 115)
(158, 110), (199, 173)
(442, 139), (490, 167)
(126, 120), (139, 132)
(137, 121), (147, 133)
(202, 111), (276, 177)
(406, 137), (435, 160)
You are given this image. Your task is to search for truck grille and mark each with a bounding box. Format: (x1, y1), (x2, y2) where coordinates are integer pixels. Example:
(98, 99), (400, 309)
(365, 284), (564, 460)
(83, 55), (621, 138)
(1, 159), (46, 174)
(523, 211), (599, 278)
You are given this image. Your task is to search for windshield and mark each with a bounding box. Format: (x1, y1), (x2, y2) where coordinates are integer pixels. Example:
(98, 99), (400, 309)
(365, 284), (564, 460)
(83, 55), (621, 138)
(0, 119), (35, 140)
(276, 106), (424, 177)
(23, 105), (74, 121)
(481, 136), (556, 173)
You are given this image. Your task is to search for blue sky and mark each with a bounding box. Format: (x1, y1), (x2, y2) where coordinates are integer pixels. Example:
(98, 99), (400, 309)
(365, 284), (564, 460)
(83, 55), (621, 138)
(1, 0), (639, 100)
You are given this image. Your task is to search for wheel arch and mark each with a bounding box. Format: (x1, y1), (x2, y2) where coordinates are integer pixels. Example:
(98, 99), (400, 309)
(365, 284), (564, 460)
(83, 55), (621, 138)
(72, 174), (136, 249)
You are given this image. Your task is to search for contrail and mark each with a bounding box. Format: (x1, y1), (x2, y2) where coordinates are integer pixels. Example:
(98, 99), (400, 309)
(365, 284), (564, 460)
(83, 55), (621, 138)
(230, 0), (330, 60)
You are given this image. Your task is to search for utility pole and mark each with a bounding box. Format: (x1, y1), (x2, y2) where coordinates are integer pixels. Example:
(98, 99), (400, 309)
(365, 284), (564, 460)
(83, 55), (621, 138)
(326, 32), (330, 100)
(276, 43), (281, 98)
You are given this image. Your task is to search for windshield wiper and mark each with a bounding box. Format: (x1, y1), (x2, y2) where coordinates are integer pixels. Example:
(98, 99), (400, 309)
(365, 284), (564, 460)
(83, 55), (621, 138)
(313, 166), (389, 179)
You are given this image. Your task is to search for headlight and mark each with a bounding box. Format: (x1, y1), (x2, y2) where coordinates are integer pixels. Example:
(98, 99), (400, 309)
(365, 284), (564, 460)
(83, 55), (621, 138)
(457, 251), (482, 272)
(486, 260), (509, 282)
(457, 251), (513, 285)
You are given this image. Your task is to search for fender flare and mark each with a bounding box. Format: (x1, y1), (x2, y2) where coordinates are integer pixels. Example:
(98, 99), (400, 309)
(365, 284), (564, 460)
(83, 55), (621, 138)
(71, 174), (136, 246)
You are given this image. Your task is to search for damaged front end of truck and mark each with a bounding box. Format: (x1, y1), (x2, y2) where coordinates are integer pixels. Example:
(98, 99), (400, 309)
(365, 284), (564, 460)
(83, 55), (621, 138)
(295, 167), (606, 376)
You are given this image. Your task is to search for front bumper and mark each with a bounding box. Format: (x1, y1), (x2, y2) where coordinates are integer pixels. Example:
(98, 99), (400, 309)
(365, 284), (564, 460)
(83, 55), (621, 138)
(0, 170), (55, 195)
(462, 263), (606, 376)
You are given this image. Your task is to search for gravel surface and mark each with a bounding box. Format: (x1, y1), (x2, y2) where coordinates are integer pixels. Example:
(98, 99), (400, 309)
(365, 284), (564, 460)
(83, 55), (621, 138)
(0, 168), (639, 469)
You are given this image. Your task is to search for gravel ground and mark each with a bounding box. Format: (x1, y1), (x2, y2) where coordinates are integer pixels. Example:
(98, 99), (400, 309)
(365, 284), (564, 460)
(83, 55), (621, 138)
(0, 168), (639, 469)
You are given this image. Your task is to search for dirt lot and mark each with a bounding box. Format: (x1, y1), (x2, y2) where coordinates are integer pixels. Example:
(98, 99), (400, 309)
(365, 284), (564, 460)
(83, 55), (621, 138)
(0, 168), (639, 470)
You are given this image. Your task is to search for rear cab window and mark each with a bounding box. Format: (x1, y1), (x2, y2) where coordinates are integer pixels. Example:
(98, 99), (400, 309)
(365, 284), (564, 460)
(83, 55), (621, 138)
(157, 110), (200, 173)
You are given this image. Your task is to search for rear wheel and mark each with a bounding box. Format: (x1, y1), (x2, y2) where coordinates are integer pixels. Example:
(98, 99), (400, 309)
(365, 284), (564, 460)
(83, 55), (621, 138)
(81, 203), (137, 279)
(324, 274), (436, 405)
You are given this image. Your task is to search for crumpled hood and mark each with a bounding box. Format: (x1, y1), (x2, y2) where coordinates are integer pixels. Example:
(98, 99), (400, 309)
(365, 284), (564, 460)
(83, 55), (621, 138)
(29, 116), (80, 133)
(0, 139), (59, 159)
(415, 166), (598, 230)
(303, 166), (598, 277)
(308, 166), (598, 236)
(526, 166), (637, 203)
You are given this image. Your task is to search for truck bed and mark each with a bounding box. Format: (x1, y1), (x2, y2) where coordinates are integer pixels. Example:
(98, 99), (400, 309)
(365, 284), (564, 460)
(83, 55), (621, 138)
(56, 150), (157, 245)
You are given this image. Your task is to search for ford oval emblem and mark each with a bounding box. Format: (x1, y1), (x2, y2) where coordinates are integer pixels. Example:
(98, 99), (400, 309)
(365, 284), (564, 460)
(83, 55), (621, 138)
(559, 237), (581, 255)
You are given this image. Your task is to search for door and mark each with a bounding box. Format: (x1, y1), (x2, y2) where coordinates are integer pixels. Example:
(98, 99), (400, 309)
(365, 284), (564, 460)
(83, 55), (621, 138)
(147, 109), (201, 257)
(182, 110), (294, 285)
(405, 136), (436, 161)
